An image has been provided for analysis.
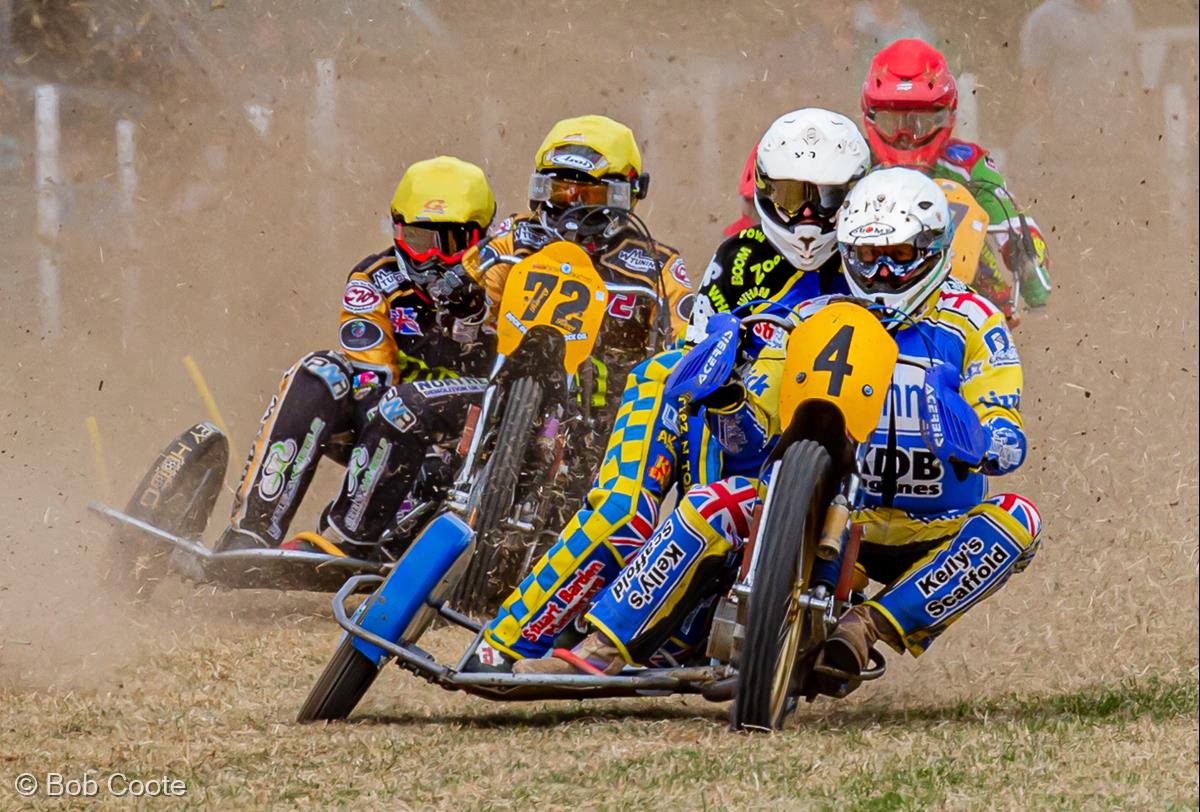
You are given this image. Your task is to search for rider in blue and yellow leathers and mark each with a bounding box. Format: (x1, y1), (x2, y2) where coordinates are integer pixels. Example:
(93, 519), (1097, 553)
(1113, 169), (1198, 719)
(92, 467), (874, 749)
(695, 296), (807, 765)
(516, 167), (1041, 677)
(469, 109), (873, 670)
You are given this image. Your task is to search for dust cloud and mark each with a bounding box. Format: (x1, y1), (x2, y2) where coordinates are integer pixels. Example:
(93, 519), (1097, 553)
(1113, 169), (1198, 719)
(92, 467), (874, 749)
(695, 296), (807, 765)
(0, 0), (1196, 698)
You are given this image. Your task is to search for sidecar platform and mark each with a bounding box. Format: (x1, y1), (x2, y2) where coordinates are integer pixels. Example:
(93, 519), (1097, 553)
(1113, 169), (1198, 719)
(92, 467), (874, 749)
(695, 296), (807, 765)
(331, 574), (732, 703)
(89, 502), (388, 592)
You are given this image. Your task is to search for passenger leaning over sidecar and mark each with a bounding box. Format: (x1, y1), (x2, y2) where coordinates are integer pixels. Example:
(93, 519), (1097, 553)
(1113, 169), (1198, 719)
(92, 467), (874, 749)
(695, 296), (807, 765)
(469, 109), (873, 671)
(519, 168), (1042, 678)
(216, 157), (499, 556)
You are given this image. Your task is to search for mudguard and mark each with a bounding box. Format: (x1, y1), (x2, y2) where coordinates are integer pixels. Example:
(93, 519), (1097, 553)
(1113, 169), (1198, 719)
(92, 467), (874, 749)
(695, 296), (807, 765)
(920, 362), (987, 467)
(350, 513), (473, 666)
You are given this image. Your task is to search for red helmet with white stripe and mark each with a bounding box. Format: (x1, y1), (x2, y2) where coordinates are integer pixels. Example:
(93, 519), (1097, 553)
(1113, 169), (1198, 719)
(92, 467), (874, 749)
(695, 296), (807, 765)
(861, 39), (958, 169)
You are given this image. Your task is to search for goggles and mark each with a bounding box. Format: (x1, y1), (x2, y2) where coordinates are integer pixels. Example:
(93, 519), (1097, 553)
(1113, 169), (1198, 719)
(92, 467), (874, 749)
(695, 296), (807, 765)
(756, 176), (851, 218)
(841, 241), (941, 293)
(866, 108), (952, 143)
(529, 172), (632, 211)
(394, 221), (480, 265)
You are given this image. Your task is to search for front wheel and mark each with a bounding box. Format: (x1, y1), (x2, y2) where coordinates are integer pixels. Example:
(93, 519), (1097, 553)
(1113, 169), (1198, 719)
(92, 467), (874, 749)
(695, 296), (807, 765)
(296, 637), (380, 723)
(453, 376), (543, 615)
(733, 439), (831, 731)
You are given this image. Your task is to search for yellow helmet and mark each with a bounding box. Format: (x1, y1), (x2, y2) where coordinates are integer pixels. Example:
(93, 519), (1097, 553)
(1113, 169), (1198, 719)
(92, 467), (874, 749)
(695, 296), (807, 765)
(390, 156), (496, 227)
(534, 115), (643, 180)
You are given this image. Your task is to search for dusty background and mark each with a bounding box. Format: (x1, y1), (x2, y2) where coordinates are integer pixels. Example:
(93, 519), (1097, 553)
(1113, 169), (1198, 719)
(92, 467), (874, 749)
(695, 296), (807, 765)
(1, 0), (1197, 807)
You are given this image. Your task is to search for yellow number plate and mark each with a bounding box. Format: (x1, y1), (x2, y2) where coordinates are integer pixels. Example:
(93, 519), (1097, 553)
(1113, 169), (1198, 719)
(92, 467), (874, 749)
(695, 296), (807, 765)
(780, 301), (898, 442)
(495, 241), (608, 374)
(938, 178), (989, 286)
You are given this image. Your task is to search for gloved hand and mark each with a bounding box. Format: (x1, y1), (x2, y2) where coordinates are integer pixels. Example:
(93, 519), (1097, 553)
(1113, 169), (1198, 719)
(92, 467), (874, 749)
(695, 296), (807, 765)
(428, 264), (485, 320)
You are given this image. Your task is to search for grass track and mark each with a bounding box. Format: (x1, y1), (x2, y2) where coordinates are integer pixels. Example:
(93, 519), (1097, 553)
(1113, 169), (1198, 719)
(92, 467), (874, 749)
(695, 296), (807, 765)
(2, 616), (1196, 810)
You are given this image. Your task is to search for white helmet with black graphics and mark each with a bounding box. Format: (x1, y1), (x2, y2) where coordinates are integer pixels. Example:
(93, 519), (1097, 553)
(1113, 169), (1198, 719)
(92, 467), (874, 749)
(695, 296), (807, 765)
(754, 109), (871, 271)
(837, 166), (954, 317)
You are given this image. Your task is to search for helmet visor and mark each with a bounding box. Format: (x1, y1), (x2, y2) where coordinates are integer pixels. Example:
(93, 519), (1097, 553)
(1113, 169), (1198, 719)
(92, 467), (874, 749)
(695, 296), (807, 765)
(756, 176), (851, 218)
(868, 108), (952, 143)
(841, 242), (942, 293)
(529, 172), (632, 210)
(394, 221), (481, 264)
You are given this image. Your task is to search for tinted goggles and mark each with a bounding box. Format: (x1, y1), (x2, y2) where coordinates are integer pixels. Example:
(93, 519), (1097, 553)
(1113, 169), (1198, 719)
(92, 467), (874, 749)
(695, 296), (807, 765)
(394, 221), (481, 264)
(756, 177), (850, 217)
(841, 242), (937, 292)
(867, 108), (952, 142)
(528, 172), (632, 210)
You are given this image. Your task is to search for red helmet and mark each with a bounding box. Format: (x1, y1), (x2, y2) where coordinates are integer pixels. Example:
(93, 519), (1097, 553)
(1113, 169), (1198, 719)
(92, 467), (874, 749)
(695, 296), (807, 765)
(861, 39), (957, 169)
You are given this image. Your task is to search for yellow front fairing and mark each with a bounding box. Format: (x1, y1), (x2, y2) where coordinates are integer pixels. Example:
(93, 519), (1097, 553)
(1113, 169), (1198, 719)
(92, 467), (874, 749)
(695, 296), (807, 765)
(779, 302), (898, 442)
(495, 241), (608, 374)
(938, 178), (989, 286)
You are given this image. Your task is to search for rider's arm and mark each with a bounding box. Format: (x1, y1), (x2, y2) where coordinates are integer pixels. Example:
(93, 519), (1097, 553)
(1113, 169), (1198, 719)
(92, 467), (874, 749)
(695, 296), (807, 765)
(960, 311), (1027, 476)
(654, 250), (693, 341)
(461, 230), (516, 329)
(967, 152), (1052, 305)
(702, 350), (784, 462)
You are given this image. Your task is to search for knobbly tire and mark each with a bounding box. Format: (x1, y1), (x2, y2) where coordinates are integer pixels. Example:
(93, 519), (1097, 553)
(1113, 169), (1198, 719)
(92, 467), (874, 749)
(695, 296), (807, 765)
(297, 636), (380, 723)
(733, 439), (831, 731)
(110, 421), (228, 599)
(453, 376), (543, 616)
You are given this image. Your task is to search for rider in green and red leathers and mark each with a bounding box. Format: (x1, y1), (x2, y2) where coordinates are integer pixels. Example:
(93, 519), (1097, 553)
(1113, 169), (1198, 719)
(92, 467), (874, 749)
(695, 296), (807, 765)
(724, 39), (1051, 320)
(861, 38), (1052, 319)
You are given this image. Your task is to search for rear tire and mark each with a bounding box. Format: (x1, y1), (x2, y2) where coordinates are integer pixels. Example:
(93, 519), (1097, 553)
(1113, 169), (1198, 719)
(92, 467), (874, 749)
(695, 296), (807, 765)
(733, 440), (831, 731)
(453, 377), (543, 616)
(296, 636), (380, 723)
(111, 422), (228, 598)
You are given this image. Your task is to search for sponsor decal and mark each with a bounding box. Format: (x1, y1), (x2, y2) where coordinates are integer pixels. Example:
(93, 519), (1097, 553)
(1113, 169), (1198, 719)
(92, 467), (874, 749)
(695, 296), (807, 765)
(138, 440), (193, 510)
(980, 388), (1021, 411)
(675, 292), (695, 321)
(744, 369), (771, 397)
(730, 247), (781, 287)
(606, 291), (638, 320)
(751, 321), (786, 350)
(982, 325), (1020, 367)
(661, 403), (679, 434)
(389, 306), (424, 335)
(302, 355), (350, 400)
(610, 536), (688, 610)
(945, 142), (975, 163)
(344, 439), (391, 531)
(378, 391), (417, 432)
(343, 280), (383, 314)
(513, 220), (552, 250)
(649, 454), (672, 488)
(340, 318), (385, 351)
(963, 360), (984, 382)
(370, 267), (401, 294)
(849, 222), (896, 238)
(410, 377), (489, 397)
(860, 445), (944, 498)
(896, 80), (913, 92)
(916, 536), (1016, 619)
(545, 145), (607, 173)
(268, 417), (325, 538)
(257, 438), (298, 501)
(422, 198), (446, 214)
(668, 256), (689, 286)
(699, 258), (723, 287)
(617, 247), (658, 274)
(521, 560), (608, 642)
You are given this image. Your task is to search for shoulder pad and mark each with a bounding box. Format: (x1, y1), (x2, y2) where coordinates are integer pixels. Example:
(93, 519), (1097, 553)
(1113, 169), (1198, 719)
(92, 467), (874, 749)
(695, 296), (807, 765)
(940, 139), (986, 170)
(934, 278), (1001, 329)
(349, 248), (395, 279)
(598, 236), (676, 282)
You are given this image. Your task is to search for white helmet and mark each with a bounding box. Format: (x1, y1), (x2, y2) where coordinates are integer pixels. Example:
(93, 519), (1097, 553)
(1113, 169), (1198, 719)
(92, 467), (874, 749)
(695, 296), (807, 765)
(754, 109), (871, 271)
(837, 167), (954, 317)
